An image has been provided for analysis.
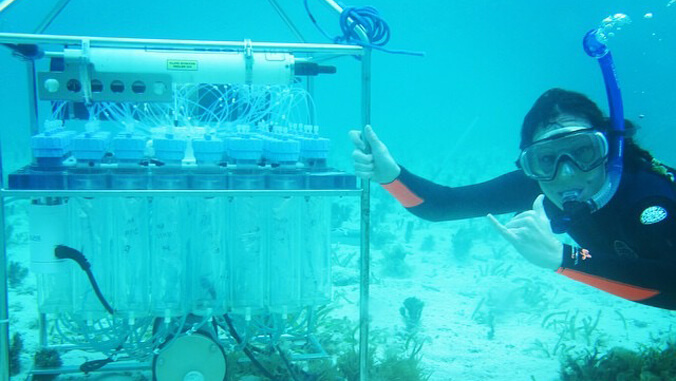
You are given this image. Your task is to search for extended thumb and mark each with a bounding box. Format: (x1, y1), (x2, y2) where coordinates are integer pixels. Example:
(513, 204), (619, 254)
(363, 125), (382, 149)
(532, 194), (546, 214)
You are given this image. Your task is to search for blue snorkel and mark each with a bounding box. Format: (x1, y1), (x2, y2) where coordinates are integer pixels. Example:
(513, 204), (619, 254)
(582, 28), (625, 212)
(552, 25), (626, 234)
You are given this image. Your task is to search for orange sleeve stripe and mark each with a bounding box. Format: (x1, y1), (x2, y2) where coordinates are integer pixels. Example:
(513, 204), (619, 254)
(556, 268), (660, 301)
(381, 179), (424, 208)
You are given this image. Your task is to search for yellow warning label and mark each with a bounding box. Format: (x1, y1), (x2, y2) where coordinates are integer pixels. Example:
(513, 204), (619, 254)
(167, 60), (198, 71)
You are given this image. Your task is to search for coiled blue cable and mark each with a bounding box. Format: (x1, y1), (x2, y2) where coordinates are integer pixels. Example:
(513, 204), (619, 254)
(337, 6), (389, 46)
(304, 0), (424, 56)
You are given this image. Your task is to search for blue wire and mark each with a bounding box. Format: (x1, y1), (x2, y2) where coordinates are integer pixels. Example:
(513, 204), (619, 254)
(304, 0), (424, 57)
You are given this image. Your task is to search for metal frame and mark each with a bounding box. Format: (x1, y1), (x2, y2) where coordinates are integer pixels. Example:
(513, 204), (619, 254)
(0, 147), (8, 381)
(0, 29), (371, 381)
(0, 33), (365, 54)
(1, 189), (361, 198)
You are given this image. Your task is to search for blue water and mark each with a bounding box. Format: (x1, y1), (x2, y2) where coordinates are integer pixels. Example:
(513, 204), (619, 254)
(1, 1), (674, 177)
(0, 1), (674, 380)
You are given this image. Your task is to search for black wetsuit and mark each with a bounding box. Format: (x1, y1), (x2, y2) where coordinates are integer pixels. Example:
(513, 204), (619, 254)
(383, 166), (676, 310)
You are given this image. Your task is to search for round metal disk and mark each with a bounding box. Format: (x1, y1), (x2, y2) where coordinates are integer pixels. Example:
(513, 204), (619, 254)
(154, 334), (226, 381)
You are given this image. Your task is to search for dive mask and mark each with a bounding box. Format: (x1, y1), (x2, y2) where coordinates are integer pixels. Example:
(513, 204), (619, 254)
(518, 129), (609, 181)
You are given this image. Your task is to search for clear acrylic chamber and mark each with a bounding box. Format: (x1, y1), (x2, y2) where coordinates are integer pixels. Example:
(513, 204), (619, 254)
(0, 33), (367, 381)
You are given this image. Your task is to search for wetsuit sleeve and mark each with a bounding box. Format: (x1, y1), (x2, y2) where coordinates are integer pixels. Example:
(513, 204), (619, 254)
(556, 197), (676, 310)
(381, 166), (541, 222)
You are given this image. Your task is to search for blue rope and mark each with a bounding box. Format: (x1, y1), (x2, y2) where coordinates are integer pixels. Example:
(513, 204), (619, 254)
(304, 0), (424, 57)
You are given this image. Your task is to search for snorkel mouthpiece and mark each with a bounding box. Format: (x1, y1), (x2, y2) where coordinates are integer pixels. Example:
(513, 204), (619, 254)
(552, 190), (587, 234)
(561, 190), (581, 205)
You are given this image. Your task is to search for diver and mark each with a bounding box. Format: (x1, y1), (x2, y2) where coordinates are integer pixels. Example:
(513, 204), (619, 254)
(350, 88), (676, 310)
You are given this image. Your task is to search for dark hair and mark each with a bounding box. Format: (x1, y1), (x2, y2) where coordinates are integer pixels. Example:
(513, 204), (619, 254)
(520, 88), (607, 149)
(520, 88), (673, 179)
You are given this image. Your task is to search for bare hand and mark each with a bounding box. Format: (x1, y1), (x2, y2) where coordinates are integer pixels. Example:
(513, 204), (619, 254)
(349, 125), (401, 184)
(487, 194), (563, 270)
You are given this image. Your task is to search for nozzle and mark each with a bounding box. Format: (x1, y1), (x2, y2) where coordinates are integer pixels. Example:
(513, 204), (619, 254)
(2, 43), (44, 60)
(561, 190), (587, 219)
(551, 190), (583, 234)
(294, 61), (337, 76)
(561, 190), (581, 206)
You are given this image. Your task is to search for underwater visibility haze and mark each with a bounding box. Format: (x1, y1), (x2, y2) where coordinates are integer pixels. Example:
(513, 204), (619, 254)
(0, 1), (675, 380)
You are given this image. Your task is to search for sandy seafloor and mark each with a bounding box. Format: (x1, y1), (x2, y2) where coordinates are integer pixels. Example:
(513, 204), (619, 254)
(332, 191), (676, 381)
(5, 190), (676, 381)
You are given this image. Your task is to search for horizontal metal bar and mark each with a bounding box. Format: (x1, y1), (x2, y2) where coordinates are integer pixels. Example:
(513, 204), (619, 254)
(41, 343), (91, 351)
(1, 189), (361, 198)
(30, 361), (151, 375)
(44, 52), (351, 63)
(0, 33), (364, 55)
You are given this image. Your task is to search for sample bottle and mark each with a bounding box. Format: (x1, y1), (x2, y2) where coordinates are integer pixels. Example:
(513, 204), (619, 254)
(110, 131), (151, 317)
(29, 120), (75, 313)
(190, 134), (229, 314)
(299, 132), (333, 306)
(149, 133), (190, 317)
(265, 137), (302, 313)
(67, 121), (113, 318)
(226, 134), (267, 316)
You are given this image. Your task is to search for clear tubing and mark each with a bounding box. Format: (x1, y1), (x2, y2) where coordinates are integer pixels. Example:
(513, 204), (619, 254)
(139, 102), (173, 128)
(173, 84), (232, 127)
(55, 314), (88, 345)
(90, 83), (318, 138)
(175, 84), (231, 127)
(272, 87), (315, 126)
(77, 318), (121, 355)
(50, 101), (69, 120)
(129, 318), (161, 358)
(100, 102), (151, 136)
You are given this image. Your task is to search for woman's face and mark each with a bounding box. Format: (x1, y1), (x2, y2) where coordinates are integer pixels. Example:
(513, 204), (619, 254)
(533, 115), (608, 209)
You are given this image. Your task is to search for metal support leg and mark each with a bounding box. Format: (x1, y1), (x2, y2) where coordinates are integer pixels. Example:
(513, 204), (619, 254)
(26, 61), (39, 136)
(306, 76), (315, 125)
(1, 158), (10, 381)
(358, 48), (371, 381)
(39, 313), (48, 347)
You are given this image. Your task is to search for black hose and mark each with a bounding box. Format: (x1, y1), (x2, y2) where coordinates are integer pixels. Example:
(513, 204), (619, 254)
(223, 314), (277, 380)
(79, 340), (126, 373)
(85, 269), (114, 314)
(54, 245), (114, 315)
(274, 344), (301, 381)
